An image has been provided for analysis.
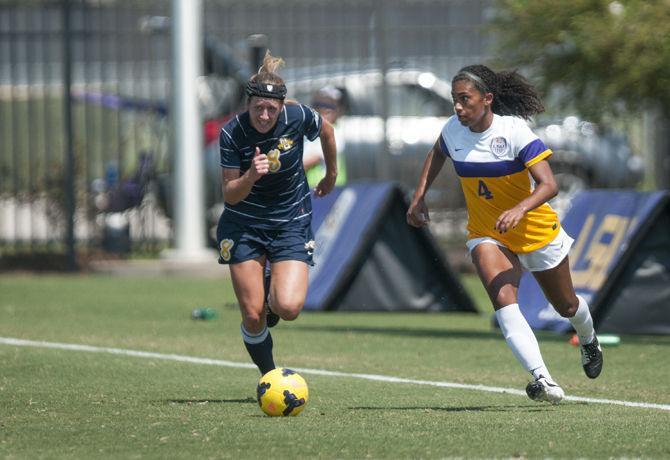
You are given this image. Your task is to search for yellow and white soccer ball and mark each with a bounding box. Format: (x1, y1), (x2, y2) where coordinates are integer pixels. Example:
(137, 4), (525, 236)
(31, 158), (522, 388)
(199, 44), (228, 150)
(256, 368), (309, 417)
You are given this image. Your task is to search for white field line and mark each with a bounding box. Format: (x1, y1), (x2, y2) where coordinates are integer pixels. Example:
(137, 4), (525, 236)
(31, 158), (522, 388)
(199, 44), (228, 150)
(2, 336), (669, 412)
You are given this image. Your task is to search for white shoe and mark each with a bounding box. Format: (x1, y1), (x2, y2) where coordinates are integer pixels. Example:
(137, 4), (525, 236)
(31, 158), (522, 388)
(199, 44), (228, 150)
(525, 376), (565, 404)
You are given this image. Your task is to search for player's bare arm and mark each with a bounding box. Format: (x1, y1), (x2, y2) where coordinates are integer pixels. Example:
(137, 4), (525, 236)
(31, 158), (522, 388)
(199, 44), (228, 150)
(313, 119), (338, 197)
(303, 151), (322, 170)
(407, 139), (446, 228)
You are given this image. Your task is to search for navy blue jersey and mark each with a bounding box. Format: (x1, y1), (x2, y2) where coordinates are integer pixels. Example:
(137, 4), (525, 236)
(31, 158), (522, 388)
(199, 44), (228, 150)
(220, 103), (321, 229)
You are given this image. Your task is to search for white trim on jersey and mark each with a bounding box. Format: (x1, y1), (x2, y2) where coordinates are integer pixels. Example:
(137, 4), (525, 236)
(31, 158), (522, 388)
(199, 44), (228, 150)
(298, 103), (306, 124)
(235, 115), (247, 137)
(309, 106), (322, 140)
(224, 207), (312, 223)
(278, 180), (307, 196)
(240, 199), (267, 208)
(292, 212), (312, 221)
(290, 192), (311, 207)
(285, 156), (302, 171)
(221, 127), (240, 150)
(224, 207), (290, 222)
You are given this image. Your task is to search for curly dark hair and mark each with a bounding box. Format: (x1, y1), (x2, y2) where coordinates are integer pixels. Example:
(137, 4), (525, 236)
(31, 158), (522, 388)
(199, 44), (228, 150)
(453, 64), (545, 120)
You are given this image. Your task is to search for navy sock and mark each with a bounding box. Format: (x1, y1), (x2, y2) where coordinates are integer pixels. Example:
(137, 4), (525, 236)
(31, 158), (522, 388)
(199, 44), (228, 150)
(241, 324), (275, 375)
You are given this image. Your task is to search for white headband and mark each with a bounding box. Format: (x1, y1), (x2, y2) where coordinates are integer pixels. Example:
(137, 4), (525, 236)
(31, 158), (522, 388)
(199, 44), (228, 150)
(455, 71), (490, 93)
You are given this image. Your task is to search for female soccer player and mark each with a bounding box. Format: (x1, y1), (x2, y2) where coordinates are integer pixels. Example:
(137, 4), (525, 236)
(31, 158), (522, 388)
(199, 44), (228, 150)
(407, 65), (603, 404)
(218, 51), (337, 375)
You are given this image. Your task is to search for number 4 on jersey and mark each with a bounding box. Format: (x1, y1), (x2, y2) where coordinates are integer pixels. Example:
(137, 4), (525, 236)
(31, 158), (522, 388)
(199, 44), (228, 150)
(478, 180), (493, 199)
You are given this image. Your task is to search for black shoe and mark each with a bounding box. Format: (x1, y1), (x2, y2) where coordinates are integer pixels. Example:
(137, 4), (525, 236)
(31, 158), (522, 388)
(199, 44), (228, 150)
(264, 269), (279, 328)
(580, 337), (603, 379)
(266, 302), (280, 328)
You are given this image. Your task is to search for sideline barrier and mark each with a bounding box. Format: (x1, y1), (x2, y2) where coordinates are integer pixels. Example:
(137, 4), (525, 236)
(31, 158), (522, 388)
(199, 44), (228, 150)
(305, 182), (476, 313)
(519, 190), (670, 335)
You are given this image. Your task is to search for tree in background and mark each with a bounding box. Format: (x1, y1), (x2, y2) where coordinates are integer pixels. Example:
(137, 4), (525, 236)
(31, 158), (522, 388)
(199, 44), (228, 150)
(491, 0), (670, 188)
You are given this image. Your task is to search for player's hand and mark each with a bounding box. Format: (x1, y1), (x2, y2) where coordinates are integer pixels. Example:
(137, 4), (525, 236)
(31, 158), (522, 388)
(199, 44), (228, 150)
(313, 172), (336, 197)
(407, 198), (430, 228)
(495, 206), (526, 233)
(249, 147), (269, 181)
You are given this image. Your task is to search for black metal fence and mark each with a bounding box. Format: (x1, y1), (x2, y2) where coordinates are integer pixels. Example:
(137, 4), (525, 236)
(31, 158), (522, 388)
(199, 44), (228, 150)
(0, 0), (493, 265)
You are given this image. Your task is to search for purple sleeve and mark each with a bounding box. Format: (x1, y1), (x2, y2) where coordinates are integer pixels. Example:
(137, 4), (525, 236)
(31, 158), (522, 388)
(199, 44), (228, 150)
(518, 138), (549, 164)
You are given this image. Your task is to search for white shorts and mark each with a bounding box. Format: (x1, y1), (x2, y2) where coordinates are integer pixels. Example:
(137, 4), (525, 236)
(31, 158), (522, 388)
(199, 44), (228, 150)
(466, 227), (574, 272)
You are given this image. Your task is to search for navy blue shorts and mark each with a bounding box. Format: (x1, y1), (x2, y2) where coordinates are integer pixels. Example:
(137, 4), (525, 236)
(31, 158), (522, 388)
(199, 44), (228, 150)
(216, 219), (315, 266)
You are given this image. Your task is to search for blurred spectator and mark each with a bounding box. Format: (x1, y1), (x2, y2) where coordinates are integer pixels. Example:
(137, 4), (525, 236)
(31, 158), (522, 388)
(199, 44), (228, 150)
(303, 86), (347, 187)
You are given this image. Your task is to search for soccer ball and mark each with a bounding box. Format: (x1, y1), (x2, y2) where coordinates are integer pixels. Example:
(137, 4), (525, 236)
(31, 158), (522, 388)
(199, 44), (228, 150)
(256, 368), (309, 416)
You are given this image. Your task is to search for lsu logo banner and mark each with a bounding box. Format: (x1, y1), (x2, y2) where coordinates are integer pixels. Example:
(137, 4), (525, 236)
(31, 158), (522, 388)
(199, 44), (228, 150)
(518, 190), (668, 332)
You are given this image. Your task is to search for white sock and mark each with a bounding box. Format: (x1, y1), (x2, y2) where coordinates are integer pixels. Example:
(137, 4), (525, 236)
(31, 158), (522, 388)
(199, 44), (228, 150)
(496, 304), (553, 381)
(569, 295), (595, 345)
(240, 324), (269, 344)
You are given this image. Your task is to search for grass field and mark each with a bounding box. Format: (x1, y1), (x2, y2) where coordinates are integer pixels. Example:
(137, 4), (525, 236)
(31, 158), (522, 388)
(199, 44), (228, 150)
(1, 274), (669, 459)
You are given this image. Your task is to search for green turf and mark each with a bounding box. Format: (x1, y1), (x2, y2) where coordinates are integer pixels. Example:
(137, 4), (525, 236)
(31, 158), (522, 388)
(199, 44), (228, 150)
(1, 274), (669, 459)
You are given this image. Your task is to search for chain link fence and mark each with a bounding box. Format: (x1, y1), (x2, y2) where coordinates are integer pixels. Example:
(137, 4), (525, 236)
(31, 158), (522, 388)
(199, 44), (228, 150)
(0, 0), (493, 266)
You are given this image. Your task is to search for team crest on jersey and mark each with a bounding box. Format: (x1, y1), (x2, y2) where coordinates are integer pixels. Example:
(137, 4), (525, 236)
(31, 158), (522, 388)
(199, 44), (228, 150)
(277, 137), (293, 151)
(490, 137), (509, 158)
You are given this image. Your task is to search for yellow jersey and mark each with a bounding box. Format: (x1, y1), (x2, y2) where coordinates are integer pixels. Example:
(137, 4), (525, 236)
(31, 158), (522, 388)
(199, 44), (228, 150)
(440, 114), (559, 253)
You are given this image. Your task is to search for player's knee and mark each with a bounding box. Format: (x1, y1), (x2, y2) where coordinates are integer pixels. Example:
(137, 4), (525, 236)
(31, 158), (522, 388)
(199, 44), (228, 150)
(281, 310), (301, 321)
(274, 300), (303, 321)
(555, 297), (579, 318)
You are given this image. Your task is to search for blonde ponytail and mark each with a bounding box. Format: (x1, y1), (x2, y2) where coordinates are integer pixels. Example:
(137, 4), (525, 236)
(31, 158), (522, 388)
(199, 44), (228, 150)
(258, 50), (285, 76)
(246, 50), (287, 101)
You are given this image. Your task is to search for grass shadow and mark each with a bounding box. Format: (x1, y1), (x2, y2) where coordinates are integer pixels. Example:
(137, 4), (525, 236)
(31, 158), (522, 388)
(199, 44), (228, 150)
(349, 404), (553, 413)
(165, 397), (256, 405)
(291, 324), (570, 343)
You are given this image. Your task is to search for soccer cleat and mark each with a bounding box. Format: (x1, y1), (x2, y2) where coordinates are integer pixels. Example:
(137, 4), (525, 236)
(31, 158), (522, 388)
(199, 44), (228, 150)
(525, 376), (565, 404)
(580, 337), (603, 379)
(266, 302), (280, 328)
(263, 269), (279, 328)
